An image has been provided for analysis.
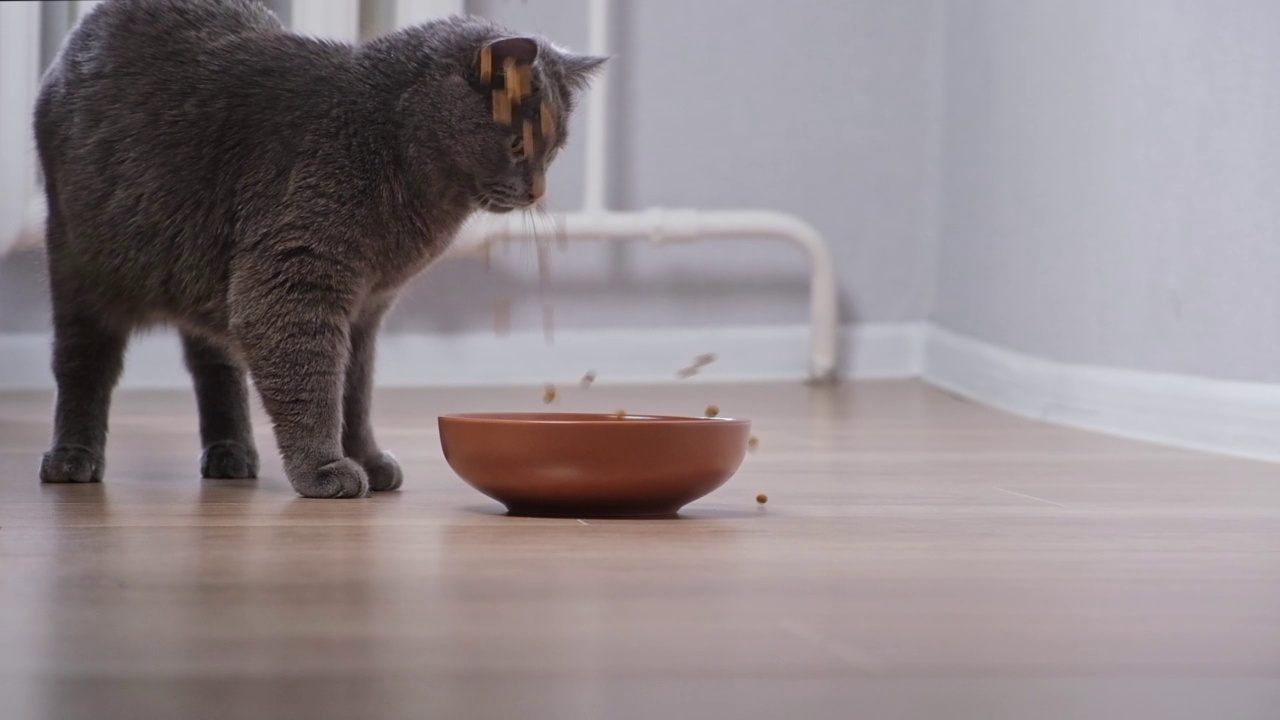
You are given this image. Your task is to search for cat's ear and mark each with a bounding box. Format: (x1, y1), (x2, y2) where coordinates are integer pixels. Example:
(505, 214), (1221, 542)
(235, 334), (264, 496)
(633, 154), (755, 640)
(560, 53), (608, 91)
(477, 36), (539, 84)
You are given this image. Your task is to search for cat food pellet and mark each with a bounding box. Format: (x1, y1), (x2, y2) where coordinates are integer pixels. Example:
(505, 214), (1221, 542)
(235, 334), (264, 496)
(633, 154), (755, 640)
(676, 352), (717, 379)
(580, 370), (596, 388)
(704, 405), (720, 418)
(748, 435), (760, 451)
(507, 65), (522, 103)
(613, 409), (627, 419)
(756, 494), (768, 504)
(542, 303), (554, 344)
(541, 102), (555, 142)
(536, 235), (551, 283)
(514, 65), (532, 104)
(502, 58), (517, 102)
(492, 88), (511, 125)
(479, 46), (493, 84)
(534, 234), (554, 344)
(523, 119), (536, 159)
(504, 62), (532, 110)
(493, 296), (511, 336)
(542, 383), (557, 404)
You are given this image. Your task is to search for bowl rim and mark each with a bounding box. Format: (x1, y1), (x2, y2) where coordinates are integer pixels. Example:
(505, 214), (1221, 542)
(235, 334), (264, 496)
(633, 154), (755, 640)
(438, 412), (750, 426)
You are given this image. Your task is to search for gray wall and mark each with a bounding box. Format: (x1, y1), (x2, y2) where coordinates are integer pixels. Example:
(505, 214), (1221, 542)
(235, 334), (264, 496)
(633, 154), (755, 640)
(10, 0), (1276, 385)
(388, 0), (945, 334)
(934, 0), (1280, 383)
(0, 0), (946, 335)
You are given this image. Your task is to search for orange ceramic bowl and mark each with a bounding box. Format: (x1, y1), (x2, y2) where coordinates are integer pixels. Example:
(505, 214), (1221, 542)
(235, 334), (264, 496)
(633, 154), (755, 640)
(438, 412), (752, 518)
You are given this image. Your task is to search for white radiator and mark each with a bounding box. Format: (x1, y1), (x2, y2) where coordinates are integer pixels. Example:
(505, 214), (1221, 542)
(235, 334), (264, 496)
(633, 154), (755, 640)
(0, 0), (463, 257)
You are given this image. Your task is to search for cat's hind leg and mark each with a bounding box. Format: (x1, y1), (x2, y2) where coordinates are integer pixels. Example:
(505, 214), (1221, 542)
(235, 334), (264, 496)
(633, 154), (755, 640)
(182, 332), (259, 479)
(40, 199), (130, 484)
(40, 309), (128, 484)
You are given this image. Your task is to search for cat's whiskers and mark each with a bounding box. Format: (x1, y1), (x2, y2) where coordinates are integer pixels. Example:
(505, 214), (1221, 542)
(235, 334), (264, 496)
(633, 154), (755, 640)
(520, 203), (556, 344)
(532, 202), (566, 252)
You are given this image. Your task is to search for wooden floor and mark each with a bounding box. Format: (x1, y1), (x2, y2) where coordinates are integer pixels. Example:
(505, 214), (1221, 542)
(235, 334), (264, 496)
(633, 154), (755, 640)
(1, 380), (1279, 719)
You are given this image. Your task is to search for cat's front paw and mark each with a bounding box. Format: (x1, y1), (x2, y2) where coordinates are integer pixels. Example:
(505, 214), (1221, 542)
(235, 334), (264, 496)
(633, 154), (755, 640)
(201, 440), (259, 479)
(364, 451), (403, 492)
(40, 445), (104, 484)
(292, 458), (369, 499)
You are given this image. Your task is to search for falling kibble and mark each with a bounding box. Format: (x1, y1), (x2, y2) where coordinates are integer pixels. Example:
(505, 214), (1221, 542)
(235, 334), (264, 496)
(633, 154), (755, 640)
(523, 120), (536, 159)
(531, 172), (546, 202)
(492, 88), (511, 125)
(756, 494), (768, 505)
(613, 409), (627, 419)
(479, 46), (493, 84)
(677, 352), (717, 379)
(580, 370), (596, 388)
(747, 435), (760, 452)
(542, 303), (554, 344)
(493, 297), (511, 337)
(535, 233), (555, 345)
(502, 57), (518, 105)
(704, 404), (720, 418)
(510, 63), (533, 108)
(542, 383), (558, 404)
(541, 101), (556, 144)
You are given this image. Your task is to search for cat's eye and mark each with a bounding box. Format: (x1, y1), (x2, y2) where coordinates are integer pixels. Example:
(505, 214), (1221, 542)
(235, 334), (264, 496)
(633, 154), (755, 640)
(509, 135), (524, 158)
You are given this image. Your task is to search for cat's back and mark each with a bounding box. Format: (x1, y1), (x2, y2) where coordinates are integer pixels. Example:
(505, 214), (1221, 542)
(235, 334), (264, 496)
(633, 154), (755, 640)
(42, 0), (280, 113)
(58, 0), (281, 75)
(38, 0), (285, 165)
(34, 0), (300, 328)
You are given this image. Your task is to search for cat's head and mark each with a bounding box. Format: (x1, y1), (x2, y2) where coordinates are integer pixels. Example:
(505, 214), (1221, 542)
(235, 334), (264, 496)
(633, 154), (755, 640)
(384, 20), (606, 213)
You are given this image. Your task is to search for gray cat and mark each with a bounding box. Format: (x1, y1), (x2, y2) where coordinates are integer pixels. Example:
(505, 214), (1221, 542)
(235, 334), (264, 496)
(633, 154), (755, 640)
(33, 0), (603, 497)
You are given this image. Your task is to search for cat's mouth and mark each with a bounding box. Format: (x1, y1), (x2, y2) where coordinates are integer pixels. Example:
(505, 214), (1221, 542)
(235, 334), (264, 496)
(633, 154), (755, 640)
(480, 196), (534, 214)
(481, 199), (519, 214)
(478, 178), (540, 214)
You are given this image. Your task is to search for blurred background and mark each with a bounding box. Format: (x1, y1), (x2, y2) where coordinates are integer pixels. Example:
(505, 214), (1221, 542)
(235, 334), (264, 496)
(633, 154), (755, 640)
(1, 0), (1277, 454)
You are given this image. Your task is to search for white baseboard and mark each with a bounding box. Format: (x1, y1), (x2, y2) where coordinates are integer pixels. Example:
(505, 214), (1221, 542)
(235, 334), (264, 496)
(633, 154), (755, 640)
(923, 326), (1280, 464)
(0, 322), (926, 391)
(5, 322), (1276, 465)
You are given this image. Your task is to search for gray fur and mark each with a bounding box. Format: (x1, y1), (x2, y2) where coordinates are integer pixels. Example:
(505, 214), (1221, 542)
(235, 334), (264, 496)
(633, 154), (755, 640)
(33, 0), (604, 498)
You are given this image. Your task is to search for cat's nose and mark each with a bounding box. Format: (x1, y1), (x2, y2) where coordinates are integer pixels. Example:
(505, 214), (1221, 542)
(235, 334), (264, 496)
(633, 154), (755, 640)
(528, 172), (546, 202)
